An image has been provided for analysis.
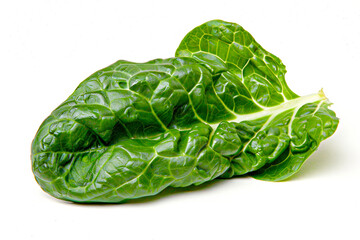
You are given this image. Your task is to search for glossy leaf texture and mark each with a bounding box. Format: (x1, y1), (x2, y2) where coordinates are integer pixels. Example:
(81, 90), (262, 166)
(175, 20), (338, 180)
(32, 20), (338, 203)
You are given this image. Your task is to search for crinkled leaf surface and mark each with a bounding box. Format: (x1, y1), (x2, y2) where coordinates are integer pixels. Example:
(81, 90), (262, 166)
(175, 20), (338, 180)
(32, 20), (338, 203)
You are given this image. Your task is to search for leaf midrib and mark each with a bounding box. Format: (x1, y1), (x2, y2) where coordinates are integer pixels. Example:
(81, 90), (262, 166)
(209, 90), (327, 130)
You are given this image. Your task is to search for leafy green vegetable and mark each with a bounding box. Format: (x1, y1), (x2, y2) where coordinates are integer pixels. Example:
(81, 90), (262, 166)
(31, 20), (338, 203)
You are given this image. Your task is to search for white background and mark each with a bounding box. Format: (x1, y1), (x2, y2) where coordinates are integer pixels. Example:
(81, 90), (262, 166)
(1, 0), (359, 239)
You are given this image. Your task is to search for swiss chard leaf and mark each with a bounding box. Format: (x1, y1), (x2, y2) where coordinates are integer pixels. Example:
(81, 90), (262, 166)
(31, 20), (338, 203)
(175, 20), (338, 181)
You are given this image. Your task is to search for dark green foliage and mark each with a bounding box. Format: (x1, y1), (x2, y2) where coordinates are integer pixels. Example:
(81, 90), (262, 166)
(32, 20), (338, 203)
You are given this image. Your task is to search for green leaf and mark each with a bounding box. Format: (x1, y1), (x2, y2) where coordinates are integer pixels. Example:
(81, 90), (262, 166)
(31, 20), (338, 203)
(175, 20), (338, 181)
(175, 19), (299, 105)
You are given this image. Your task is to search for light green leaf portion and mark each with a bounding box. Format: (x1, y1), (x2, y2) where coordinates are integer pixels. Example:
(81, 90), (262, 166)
(176, 20), (338, 181)
(176, 19), (299, 110)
